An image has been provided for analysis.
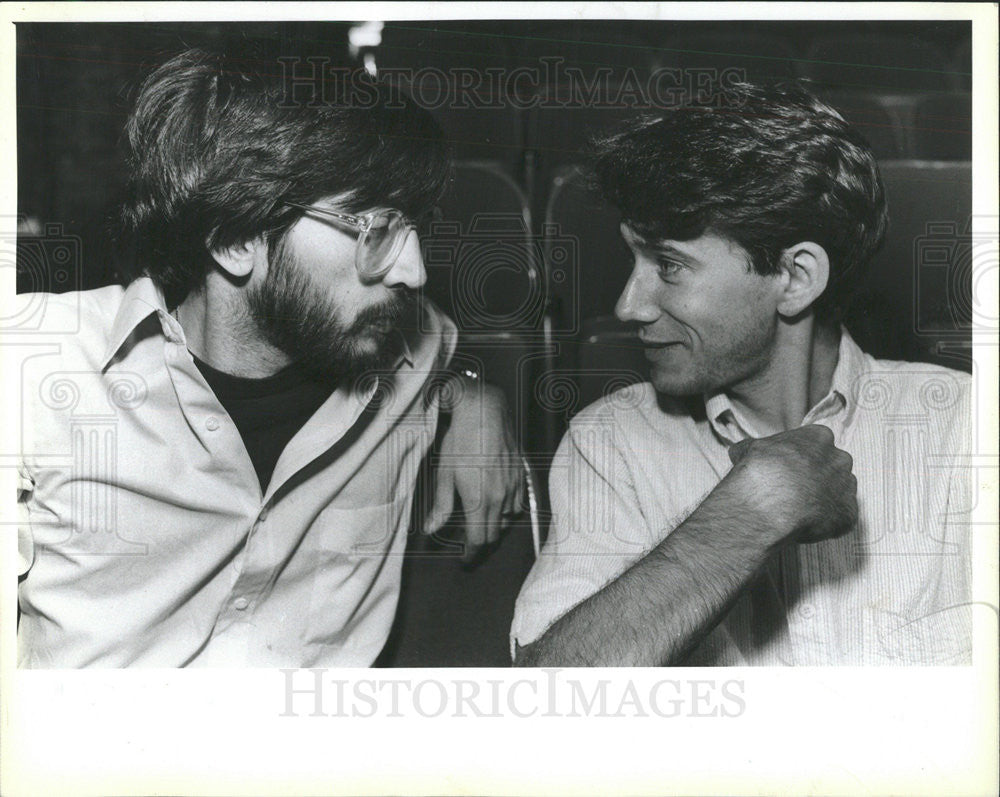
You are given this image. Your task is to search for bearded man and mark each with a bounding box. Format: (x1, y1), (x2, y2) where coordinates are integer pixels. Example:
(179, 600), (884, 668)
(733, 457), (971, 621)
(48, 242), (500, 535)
(15, 48), (521, 667)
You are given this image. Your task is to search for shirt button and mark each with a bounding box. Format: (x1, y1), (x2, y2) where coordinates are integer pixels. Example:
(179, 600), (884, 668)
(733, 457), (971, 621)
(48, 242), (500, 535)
(205, 417), (220, 431)
(258, 507), (270, 522)
(233, 597), (250, 611)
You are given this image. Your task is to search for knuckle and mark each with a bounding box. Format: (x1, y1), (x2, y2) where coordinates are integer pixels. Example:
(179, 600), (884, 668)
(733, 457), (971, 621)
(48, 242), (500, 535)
(805, 424), (834, 443)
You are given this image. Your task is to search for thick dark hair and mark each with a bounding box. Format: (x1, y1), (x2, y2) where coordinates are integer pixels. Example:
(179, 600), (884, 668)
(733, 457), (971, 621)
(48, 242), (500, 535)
(116, 47), (450, 303)
(590, 81), (888, 320)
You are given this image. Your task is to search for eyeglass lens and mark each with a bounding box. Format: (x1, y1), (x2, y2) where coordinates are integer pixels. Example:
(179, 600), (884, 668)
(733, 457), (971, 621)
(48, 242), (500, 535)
(358, 211), (410, 276)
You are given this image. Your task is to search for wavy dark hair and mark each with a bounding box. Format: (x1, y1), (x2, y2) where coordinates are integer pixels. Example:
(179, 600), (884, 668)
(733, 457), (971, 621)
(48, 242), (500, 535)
(115, 47), (450, 304)
(590, 81), (888, 320)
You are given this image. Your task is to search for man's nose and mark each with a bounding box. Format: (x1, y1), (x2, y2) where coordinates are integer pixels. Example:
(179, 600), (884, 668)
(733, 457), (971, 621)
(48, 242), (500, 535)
(382, 228), (427, 290)
(614, 264), (660, 324)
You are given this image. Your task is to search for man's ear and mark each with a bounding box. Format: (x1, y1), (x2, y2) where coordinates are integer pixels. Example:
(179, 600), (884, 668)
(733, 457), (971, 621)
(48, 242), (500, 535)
(776, 241), (829, 318)
(208, 237), (261, 279)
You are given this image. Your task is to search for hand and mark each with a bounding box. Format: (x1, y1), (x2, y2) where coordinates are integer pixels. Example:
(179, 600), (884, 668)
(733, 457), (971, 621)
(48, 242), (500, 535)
(425, 376), (524, 563)
(726, 424), (858, 545)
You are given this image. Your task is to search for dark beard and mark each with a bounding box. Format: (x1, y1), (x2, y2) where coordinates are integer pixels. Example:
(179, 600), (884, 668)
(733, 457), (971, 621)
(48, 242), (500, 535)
(245, 243), (420, 385)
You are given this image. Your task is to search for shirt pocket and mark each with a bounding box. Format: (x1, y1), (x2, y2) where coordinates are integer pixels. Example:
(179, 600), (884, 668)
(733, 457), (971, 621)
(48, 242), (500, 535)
(302, 494), (413, 658)
(311, 493), (413, 558)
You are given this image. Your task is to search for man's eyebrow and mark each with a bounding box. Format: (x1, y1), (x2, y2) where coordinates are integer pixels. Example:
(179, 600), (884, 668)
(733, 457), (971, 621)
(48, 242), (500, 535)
(645, 241), (698, 264)
(621, 228), (699, 263)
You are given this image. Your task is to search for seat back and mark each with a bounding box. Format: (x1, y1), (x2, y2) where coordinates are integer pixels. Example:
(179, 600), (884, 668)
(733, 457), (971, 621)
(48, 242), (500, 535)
(540, 167), (649, 442)
(423, 161), (544, 336)
(542, 164), (630, 335)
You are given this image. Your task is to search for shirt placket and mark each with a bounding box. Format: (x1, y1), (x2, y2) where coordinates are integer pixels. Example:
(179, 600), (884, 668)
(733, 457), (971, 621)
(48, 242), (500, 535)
(206, 506), (273, 661)
(706, 403), (816, 664)
(159, 316), (274, 664)
(203, 377), (382, 664)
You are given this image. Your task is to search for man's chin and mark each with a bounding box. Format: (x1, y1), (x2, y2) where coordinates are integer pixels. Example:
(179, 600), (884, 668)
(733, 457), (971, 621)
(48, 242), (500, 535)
(344, 333), (405, 376)
(648, 366), (710, 398)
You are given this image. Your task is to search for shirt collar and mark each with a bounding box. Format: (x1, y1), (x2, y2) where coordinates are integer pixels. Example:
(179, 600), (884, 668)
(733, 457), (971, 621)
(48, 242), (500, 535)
(100, 277), (183, 370)
(395, 325), (415, 369)
(703, 326), (868, 443)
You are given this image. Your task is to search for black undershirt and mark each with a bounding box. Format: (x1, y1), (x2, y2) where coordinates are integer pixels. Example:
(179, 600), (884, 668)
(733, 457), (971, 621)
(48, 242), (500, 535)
(192, 354), (336, 494)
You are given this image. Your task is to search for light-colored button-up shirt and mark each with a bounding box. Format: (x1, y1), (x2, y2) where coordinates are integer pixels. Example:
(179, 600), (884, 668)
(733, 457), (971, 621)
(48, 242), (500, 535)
(512, 330), (973, 665)
(15, 278), (456, 667)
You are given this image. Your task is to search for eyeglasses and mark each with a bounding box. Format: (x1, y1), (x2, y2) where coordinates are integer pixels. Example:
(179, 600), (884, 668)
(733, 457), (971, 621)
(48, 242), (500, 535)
(283, 201), (417, 280)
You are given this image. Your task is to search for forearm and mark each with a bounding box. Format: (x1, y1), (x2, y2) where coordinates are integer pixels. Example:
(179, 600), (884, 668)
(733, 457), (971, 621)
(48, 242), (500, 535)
(516, 479), (783, 666)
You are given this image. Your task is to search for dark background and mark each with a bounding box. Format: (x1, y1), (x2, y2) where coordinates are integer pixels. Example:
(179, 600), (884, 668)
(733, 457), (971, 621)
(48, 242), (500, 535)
(15, 20), (974, 665)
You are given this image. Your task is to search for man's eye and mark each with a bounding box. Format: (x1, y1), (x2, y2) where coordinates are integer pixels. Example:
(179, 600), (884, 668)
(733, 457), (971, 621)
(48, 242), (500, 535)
(657, 260), (683, 279)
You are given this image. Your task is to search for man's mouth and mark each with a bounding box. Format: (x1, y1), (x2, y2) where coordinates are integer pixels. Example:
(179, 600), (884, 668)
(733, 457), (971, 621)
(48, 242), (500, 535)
(367, 317), (395, 333)
(355, 292), (418, 336)
(638, 337), (682, 349)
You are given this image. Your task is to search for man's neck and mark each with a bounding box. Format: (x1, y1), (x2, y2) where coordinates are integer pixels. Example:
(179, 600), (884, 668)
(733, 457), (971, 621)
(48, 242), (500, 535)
(724, 317), (841, 437)
(175, 275), (291, 379)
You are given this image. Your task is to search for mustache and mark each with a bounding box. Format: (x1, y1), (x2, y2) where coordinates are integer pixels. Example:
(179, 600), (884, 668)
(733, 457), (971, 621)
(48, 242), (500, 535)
(350, 288), (420, 331)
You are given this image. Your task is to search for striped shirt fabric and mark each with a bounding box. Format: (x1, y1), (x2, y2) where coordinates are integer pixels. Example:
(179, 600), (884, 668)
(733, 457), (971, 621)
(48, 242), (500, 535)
(512, 330), (973, 665)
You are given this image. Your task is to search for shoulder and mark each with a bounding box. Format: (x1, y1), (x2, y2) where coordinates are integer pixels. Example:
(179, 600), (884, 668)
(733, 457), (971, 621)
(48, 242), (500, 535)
(861, 350), (969, 383)
(854, 352), (971, 415)
(14, 287), (130, 458)
(12, 285), (125, 340)
(564, 382), (695, 448)
(850, 351), (972, 452)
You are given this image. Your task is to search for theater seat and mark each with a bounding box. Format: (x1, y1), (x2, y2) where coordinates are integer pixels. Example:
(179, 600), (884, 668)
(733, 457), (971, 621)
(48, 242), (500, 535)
(382, 167), (549, 664)
(422, 161), (544, 337)
(541, 167), (648, 443)
(375, 337), (541, 668)
(376, 522), (538, 667)
(524, 85), (643, 221)
(542, 164), (631, 334)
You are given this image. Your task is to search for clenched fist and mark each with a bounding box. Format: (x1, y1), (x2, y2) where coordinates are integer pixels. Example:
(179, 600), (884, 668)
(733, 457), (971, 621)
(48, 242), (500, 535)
(725, 424), (858, 545)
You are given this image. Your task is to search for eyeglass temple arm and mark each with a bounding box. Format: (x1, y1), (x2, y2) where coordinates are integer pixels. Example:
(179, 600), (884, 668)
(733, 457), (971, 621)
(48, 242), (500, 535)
(282, 202), (367, 228)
